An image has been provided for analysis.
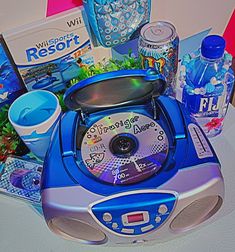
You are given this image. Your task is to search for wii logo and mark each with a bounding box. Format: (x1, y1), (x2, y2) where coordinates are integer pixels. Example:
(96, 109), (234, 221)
(66, 16), (83, 28)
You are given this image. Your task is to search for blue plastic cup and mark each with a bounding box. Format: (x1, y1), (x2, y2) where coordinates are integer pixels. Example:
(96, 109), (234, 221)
(8, 90), (61, 159)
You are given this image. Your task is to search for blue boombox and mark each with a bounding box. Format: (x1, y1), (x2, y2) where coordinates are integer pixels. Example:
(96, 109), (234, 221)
(41, 69), (224, 246)
(83, 0), (151, 47)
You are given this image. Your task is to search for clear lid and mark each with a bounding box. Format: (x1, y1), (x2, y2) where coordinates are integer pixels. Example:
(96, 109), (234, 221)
(64, 69), (166, 113)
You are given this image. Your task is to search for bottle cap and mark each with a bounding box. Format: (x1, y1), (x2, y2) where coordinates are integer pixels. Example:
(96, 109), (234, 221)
(201, 35), (226, 59)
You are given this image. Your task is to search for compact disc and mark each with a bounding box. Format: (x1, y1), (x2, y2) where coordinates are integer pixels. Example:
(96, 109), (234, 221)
(81, 112), (169, 185)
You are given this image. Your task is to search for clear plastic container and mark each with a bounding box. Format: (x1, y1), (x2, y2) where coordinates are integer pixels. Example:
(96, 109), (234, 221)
(180, 35), (234, 137)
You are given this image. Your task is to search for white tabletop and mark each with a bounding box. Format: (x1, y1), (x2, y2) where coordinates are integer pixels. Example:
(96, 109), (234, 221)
(1, 105), (235, 252)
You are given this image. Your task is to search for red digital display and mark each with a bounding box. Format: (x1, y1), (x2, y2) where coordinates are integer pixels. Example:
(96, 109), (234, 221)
(127, 213), (144, 223)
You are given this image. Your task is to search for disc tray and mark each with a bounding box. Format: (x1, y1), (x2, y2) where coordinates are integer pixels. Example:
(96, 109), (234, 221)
(81, 112), (169, 185)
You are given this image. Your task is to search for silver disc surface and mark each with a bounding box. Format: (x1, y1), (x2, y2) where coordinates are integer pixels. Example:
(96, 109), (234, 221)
(81, 112), (169, 185)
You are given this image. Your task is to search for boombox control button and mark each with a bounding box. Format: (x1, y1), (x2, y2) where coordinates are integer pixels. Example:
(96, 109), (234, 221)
(141, 224), (154, 232)
(133, 240), (146, 244)
(158, 204), (168, 215)
(103, 212), (112, 222)
(155, 216), (162, 223)
(121, 228), (134, 234)
(112, 222), (118, 229)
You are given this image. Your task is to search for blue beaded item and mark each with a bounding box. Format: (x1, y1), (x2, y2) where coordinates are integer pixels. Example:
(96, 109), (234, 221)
(83, 0), (151, 47)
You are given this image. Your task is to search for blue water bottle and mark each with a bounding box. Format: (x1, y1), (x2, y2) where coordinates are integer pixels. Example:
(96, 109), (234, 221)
(180, 35), (234, 137)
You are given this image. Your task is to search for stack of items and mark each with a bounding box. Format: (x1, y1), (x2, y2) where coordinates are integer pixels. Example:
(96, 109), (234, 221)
(0, 0), (234, 246)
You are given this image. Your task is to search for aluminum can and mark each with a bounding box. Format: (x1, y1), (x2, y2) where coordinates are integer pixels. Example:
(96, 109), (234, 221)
(138, 21), (179, 96)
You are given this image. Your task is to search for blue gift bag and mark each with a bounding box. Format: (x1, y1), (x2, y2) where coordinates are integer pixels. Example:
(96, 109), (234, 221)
(83, 0), (151, 47)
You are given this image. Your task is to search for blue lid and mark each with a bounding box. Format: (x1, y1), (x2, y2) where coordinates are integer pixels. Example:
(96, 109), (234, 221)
(64, 69), (166, 112)
(201, 35), (226, 59)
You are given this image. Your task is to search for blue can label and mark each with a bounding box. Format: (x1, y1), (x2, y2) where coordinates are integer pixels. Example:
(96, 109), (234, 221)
(138, 29), (179, 97)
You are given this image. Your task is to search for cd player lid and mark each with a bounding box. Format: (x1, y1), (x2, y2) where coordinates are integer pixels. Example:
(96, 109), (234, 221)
(64, 69), (166, 112)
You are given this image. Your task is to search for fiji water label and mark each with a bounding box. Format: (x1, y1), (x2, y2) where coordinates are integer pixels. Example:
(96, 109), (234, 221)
(183, 82), (225, 116)
(182, 86), (227, 137)
(3, 8), (94, 93)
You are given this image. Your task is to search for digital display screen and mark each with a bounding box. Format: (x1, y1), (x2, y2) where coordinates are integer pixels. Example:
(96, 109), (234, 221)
(127, 213), (144, 223)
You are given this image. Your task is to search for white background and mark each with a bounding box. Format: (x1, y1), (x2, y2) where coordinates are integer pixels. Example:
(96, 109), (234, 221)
(0, 0), (234, 38)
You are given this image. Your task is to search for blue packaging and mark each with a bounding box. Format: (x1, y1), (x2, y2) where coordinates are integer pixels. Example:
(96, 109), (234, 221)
(3, 8), (111, 93)
(0, 156), (42, 204)
(83, 0), (151, 47)
(0, 35), (26, 107)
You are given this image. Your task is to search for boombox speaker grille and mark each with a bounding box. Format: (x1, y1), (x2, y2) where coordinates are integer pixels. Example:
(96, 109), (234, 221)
(170, 195), (222, 232)
(49, 217), (107, 244)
